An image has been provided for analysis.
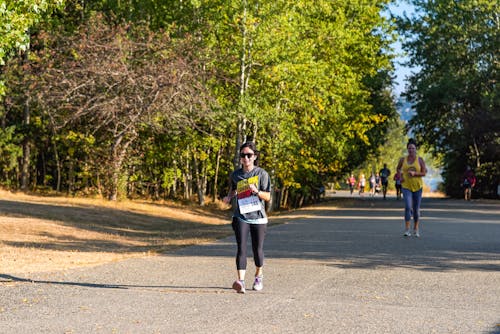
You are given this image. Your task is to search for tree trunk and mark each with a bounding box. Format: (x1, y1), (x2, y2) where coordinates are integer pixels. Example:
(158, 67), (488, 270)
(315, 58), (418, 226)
(127, 165), (135, 197)
(67, 158), (73, 194)
(109, 166), (119, 201)
(183, 152), (191, 200)
(153, 180), (160, 200)
(21, 99), (30, 191)
(233, 0), (253, 169)
(252, 120), (258, 143)
(234, 118), (245, 169)
(472, 137), (481, 168)
(267, 172), (275, 213)
(171, 159), (178, 199)
(108, 135), (133, 201)
(20, 38), (31, 191)
(281, 187), (289, 209)
(52, 139), (62, 192)
(193, 153), (205, 206)
(213, 143), (222, 201)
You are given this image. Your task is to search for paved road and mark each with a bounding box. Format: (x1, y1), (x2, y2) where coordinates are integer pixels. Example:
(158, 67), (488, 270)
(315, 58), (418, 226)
(1, 193), (499, 333)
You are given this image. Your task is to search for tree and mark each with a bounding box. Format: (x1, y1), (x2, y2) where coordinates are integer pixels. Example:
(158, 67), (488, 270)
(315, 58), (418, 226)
(398, 0), (499, 197)
(1, 1), (400, 208)
(0, 0), (66, 191)
(0, 0), (64, 90)
(31, 14), (214, 200)
(249, 0), (397, 205)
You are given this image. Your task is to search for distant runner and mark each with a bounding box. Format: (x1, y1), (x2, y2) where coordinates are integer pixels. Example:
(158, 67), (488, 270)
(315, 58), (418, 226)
(347, 174), (357, 195)
(462, 166), (476, 201)
(379, 163), (391, 199)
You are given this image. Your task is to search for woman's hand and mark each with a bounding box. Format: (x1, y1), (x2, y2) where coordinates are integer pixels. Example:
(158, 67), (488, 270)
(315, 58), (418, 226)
(408, 170), (421, 177)
(249, 184), (259, 195)
(223, 190), (236, 204)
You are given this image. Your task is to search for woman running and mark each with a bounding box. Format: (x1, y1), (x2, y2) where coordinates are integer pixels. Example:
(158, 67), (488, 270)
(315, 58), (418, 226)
(223, 141), (271, 293)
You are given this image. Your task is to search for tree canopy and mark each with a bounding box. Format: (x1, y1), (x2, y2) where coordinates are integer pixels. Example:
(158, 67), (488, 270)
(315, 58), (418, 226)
(1, 0), (404, 206)
(0, 0), (65, 95)
(398, 0), (499, 198)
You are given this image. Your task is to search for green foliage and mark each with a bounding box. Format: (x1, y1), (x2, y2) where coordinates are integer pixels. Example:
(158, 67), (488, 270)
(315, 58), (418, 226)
(0, 125), (22, 185)
(398, 0), (499, 198)
(0, 0), (64, 97)
(223, 0), (398, 193)
(0, 0), (401, 206)
(161, 167), (182, 191)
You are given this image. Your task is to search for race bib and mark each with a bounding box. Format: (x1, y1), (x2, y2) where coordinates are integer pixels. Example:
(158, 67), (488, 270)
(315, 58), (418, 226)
(236, 176), (261, 214)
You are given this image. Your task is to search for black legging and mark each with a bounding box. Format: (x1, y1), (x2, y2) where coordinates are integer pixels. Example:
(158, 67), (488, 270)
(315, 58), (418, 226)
(232, 217), (267, 270)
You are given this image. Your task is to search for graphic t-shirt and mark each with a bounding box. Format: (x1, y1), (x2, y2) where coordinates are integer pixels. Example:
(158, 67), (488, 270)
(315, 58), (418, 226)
(230, 167), (271, 224)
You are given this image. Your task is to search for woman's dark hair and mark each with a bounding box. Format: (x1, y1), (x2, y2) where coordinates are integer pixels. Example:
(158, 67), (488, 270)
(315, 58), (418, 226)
(240, 141), (259, 165)
(407, 138), (418, 148)
(239, 141), (258, 153)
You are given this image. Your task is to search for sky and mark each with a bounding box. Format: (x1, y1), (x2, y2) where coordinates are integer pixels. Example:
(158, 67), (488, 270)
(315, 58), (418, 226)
(387, 1), (418, 97)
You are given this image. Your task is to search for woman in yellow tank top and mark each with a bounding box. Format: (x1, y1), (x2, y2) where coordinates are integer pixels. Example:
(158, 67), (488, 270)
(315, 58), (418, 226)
(396, 139), (427, 237)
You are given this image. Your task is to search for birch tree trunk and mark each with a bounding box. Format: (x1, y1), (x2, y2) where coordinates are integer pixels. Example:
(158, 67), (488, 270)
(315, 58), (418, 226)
(234, 0), (252, 169)
(108, 135), (134, 201)
(212, 143), (223, 201)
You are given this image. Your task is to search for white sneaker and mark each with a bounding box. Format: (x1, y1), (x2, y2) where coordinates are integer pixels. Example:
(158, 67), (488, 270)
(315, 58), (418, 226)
(403, 230), (411, 237)
(414, 230), (420, 238)
(252, 276), (263, 291)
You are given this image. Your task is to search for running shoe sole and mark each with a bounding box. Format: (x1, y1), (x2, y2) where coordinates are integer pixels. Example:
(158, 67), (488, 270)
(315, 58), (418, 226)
(232, 280), (245, 294)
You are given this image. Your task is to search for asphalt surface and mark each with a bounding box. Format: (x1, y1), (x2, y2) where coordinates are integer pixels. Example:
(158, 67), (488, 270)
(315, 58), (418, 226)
(1, 192), (499, 333)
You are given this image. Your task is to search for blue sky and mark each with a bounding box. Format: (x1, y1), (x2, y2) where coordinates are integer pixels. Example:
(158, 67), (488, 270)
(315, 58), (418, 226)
(387, 1), (417, 96)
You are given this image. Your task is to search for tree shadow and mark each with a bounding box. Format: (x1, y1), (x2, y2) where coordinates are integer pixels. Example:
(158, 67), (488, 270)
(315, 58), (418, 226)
(1, 196), (499, 272)
(175, 197), (500, 272)
(0, 273), (229, 293)
(0, 199), (232, 253)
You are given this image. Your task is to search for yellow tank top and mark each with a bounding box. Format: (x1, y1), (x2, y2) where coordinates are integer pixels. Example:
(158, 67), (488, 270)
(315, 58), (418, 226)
(401, 156), (423, 192)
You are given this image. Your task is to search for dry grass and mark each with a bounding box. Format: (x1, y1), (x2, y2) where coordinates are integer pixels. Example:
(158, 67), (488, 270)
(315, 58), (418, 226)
(0, 190), (233, 274)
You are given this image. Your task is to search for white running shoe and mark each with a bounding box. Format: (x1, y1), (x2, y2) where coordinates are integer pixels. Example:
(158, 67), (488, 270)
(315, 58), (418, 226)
(252, 276), (263, 291)
(403, 230), (412, 237)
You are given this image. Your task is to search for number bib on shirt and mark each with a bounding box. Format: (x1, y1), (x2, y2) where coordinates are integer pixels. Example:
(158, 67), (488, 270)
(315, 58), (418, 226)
(236, 175), (261, 214)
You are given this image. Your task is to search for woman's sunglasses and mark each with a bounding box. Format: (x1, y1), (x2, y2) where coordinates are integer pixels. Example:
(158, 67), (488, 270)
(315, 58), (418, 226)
(239, 153), (254, 159)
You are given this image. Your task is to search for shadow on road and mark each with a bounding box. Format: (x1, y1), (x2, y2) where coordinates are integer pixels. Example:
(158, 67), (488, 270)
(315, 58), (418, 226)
(1, 195), (499, 273)
(176, 196), (500, 272)
(0, 273), (229, 293)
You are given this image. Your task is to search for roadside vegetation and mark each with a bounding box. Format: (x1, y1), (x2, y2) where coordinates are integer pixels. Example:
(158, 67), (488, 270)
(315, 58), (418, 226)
(0, 0), (497, 212)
